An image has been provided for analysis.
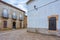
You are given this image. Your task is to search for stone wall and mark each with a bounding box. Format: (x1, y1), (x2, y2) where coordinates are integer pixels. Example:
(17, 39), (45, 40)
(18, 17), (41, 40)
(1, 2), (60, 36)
(0, 2), (25, 30)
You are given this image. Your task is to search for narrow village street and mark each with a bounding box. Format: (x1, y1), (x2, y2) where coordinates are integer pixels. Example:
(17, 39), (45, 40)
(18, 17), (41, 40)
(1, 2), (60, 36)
(0, 29), (60, 40)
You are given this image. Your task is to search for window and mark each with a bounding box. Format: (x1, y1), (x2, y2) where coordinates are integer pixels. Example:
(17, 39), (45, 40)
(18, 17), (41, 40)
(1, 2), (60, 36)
(12, 12), (17, 19)
(2, 8), (8, 18)
(19, 14), (24, 21)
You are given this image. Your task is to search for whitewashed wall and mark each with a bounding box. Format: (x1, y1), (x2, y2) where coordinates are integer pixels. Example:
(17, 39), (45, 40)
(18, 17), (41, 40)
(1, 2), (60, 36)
(27, 0), (60, 30)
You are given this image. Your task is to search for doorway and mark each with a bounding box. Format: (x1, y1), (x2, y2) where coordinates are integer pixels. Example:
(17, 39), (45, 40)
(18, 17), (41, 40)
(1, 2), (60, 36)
(20, 21), (22, 28)
(49, 17), (56, 30)
(13, 22), (16, 29)
(3, 21), (7, 28)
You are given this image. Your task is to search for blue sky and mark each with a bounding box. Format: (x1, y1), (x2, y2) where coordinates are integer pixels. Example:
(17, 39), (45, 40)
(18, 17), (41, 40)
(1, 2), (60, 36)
(2, 0), (29, 12)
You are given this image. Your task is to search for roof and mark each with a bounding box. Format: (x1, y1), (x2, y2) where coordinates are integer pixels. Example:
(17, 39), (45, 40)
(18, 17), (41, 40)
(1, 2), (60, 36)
(0, 0), (25, 13)
(25, 15), (27, 17)
(26, 0), (34, 4)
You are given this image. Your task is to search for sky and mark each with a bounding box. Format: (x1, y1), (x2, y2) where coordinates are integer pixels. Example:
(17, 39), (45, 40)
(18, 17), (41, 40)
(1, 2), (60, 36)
(2, 0), (29, 12)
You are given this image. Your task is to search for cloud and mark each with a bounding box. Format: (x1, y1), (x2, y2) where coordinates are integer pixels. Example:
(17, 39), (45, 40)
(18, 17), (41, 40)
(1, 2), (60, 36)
(16, 3), (28, 12)
(2, 0), (29, 12)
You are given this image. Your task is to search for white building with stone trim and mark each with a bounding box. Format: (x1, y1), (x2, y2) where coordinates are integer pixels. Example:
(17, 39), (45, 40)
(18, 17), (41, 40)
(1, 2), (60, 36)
(27, 0), (60, 36)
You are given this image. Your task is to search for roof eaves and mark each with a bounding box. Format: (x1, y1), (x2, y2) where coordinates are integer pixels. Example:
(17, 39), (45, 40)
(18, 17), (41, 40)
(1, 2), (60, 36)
(0, 0), (25, 13)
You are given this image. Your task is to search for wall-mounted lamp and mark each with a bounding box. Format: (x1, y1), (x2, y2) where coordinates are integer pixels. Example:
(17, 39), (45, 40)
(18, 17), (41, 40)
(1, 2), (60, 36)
(34, 5), (38, 10)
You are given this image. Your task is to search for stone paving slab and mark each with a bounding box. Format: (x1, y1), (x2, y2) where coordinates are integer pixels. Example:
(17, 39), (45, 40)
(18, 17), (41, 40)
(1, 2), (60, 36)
(0, 29), (60, 40)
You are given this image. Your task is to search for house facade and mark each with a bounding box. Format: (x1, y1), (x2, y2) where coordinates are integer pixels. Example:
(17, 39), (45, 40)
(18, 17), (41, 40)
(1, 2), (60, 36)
(0, 0), (27, 30)
(27, 0), (60, 36)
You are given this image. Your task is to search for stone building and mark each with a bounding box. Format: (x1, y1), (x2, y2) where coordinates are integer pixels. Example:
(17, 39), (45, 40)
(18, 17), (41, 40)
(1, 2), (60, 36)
(0, 0), (26, 30)
(23, 15), (27, 28)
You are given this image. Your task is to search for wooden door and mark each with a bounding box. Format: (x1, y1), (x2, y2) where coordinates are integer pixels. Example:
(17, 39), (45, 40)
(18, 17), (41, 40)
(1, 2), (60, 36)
(49, 17), (56, 30)
(3, 21), (7, 28)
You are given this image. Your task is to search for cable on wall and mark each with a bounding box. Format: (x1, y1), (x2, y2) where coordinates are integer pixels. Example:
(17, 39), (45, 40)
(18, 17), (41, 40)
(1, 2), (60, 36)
(28, 0), (59, 12)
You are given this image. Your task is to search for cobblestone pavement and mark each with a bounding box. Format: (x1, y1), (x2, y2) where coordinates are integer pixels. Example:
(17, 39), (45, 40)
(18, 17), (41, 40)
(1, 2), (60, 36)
(0, 29), (60, 40)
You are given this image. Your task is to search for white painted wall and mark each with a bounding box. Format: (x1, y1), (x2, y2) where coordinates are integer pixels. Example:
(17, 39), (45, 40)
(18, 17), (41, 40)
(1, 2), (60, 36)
(27, 0), (60, 30)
